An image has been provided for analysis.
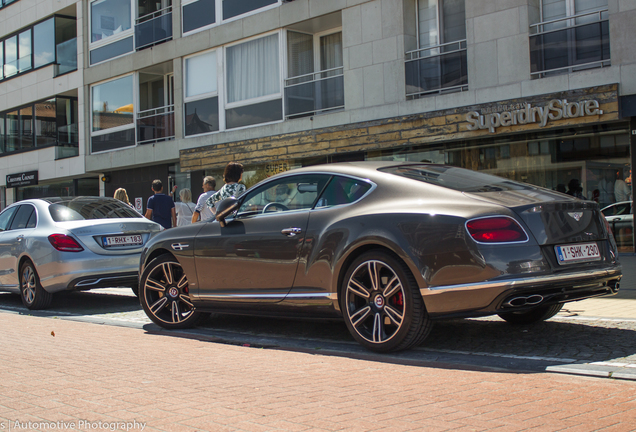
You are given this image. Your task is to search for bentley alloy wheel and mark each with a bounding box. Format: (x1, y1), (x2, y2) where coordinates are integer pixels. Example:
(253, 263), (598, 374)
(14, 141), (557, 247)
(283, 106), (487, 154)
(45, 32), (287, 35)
(140, 254), (203, 329)
(342, 251), (432, 352)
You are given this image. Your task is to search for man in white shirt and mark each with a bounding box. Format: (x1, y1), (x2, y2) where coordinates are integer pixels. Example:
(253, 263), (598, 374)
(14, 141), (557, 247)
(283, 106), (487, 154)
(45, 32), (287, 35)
(191, 176), (217, 223)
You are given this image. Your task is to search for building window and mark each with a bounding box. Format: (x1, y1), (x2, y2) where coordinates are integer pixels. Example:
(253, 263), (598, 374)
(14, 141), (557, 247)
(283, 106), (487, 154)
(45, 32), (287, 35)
(34, 19), (55, 69)
(182, 0), (280, 35)
(135, 0), (173, 50)
(89, 0), (134, 64)
(530, 0), (609, 77)
(0, 16), (77, 81)
(184, 50), (219, 136)
(182, 0), (216, 34)
(285, 30), (344, 118)
(91, 75), (135, 152)
(91, 0), (132, 43)
(225, 33), (282, 129)
(0, 97), (78, 156)
(405, 0), (467, 98)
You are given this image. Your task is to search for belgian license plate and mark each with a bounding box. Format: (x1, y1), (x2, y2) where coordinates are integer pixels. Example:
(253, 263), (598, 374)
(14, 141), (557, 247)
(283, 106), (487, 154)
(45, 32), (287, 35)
(555, 242), (601, 264)
(103, 234), (143, 247)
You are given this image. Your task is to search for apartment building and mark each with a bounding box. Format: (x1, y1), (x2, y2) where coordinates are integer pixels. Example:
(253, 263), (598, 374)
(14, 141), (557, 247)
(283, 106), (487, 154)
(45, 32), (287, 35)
(0, 0), (634, 250)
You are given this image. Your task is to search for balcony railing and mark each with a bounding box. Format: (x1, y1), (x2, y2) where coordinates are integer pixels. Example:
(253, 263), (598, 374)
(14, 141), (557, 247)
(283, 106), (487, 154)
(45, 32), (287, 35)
(529, 9), (609, 77)
(405, 40), (467, 98)
(284, 67), (344, 118)
(135, 7), (173, 50)
(55, 37), (77, 76)
(137, 105), (175, 144)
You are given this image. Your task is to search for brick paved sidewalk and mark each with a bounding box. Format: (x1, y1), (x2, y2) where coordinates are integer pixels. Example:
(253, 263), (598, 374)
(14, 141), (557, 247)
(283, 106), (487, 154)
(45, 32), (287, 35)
(558, 254), (636, 320)
(1, 313), (635, 432)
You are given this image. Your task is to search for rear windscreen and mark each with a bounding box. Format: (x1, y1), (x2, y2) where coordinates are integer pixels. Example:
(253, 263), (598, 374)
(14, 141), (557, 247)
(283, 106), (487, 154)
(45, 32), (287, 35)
(379, 165), (537, 193)
(49, 198), (142, 221)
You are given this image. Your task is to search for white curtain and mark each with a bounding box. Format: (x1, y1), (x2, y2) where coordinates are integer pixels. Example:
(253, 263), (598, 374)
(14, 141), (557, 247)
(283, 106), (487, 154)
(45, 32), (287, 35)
(186, 50), (217, 98)
(226, 33), (280, 104)
(320, 32), (343, 71)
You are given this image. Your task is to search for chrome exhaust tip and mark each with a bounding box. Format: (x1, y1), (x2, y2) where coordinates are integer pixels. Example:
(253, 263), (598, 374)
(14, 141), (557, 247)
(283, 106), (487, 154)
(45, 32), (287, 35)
(504, 294), (544, 308)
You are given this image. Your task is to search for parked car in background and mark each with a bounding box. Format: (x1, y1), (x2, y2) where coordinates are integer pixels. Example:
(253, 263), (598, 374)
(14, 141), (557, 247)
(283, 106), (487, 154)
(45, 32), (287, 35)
(138, 162), (622, 353)
(601, 201), (633, 251)
(0, 197), (162, 309)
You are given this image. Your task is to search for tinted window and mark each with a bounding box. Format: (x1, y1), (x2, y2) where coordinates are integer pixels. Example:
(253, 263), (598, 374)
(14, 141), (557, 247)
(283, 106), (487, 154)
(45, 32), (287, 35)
(380, 164), (536, 193)
(9, 205), (35, 230)
(316, 176), (372, 208)
(49, 198), (142, 221)
(603, 202), (632, 216)
(26, 210), (37, 228)
(222, 0), (277, 20)
(183, 0), (216, 33)
(238, 174), (327, 216)
(0, 207), (19, 231)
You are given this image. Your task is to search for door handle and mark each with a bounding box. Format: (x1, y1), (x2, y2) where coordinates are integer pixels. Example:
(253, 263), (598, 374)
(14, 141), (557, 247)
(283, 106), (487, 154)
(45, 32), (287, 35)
(281, 228), (302, 237)
(16, 235), (24, 242)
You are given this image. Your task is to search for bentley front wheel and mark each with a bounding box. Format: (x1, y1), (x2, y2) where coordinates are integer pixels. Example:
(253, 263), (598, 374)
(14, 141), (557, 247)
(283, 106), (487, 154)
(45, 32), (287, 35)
(139, 254), (203, 329)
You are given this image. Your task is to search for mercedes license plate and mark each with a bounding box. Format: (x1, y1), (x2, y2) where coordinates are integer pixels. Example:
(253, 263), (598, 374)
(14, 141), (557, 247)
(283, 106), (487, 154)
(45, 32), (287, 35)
(555, 242), (601, 265)
(103, 234), (143, 247)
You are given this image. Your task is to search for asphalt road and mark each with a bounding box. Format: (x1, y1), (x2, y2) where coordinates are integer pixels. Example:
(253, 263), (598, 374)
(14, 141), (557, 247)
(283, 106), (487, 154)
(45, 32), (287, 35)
(1, 287), (635, 380)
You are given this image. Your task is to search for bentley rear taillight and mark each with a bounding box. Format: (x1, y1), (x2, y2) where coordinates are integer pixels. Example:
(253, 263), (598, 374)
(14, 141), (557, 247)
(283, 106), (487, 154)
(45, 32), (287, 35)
(466, 217), (528, 243)
(48, 234), (84, 252)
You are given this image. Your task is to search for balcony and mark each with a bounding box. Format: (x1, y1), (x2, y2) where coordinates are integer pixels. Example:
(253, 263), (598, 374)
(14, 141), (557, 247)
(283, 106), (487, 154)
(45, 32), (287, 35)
(55, 37), (77, 76)
(530, 9), (609, 78)
(137, 105), (175, 145)
(135, 7), (172, 50)
(405, 40), (467, 98)
(284, 67), (344, 119)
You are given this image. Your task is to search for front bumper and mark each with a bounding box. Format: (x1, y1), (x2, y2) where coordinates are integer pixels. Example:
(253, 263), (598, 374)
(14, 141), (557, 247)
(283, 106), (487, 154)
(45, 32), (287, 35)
(422, 267), (622, 319)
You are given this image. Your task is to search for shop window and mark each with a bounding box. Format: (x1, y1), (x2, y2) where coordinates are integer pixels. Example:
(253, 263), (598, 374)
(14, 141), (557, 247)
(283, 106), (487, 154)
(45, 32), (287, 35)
(530, 0), (609, 77)
(91, 75), (135, 152)
(184, 50), (219, 136)
(406, 0), (467, 98)
(225, 33), (282, 129)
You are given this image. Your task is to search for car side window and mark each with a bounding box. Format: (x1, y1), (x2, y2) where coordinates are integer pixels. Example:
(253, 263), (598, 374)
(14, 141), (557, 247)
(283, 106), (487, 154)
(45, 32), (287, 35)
(0, 207), (19, 232)
(237, 174), (327, 217)
(315, 176), (372, 208)
(9, 205), (36, 230)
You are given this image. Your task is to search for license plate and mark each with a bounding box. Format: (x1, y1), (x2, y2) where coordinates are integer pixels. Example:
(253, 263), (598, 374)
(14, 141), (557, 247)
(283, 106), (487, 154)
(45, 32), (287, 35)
(103, 234), (143, 247)
(555, 242), (601, 264)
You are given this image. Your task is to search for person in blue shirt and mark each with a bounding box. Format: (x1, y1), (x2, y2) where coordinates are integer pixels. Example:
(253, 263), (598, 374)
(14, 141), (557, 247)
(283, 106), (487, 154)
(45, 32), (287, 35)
(144, 179), (176, 229)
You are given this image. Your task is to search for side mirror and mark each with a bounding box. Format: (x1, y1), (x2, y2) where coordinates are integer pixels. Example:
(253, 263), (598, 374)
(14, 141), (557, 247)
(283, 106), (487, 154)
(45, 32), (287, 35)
(215, 197), (240, 227)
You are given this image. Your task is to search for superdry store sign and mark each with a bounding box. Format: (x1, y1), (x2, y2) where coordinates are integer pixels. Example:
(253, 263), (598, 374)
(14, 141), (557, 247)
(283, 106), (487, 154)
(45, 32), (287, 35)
(466, 99), (603, 133)
(6, 171), (38, 188)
